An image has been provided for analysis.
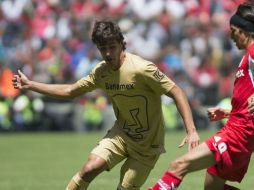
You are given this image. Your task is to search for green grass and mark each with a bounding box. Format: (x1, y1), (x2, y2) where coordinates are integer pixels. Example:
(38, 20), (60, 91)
(0, 130), (253, 190)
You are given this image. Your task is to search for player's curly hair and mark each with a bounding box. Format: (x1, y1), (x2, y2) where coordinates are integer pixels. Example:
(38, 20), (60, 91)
(91, 20), (126, 50)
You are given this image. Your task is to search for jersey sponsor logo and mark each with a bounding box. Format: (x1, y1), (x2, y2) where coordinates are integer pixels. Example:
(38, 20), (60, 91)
(235, 69), (244, 78)
(212, 135), (228, 154)
(105, 83), (134, 90)
(153, 69), (165, 81)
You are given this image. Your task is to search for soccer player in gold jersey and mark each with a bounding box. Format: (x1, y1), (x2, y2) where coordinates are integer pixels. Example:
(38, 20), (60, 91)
(12, 20), (200, 190)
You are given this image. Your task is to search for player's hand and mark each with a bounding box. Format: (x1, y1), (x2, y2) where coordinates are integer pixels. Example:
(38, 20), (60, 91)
(248, 94), (254, 114)
(12, 70), (30, 90)
(178, 130), (200, 151)
(207, 107), (226, 121)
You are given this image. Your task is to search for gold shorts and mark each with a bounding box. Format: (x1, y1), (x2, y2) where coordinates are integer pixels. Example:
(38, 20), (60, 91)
(91, 130), (160, 189)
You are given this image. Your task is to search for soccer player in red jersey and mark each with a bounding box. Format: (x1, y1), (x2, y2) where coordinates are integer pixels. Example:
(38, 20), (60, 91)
(149, 2), (254, 190)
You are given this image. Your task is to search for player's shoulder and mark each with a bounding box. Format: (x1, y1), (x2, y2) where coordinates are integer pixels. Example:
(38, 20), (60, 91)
(92, 60), (108, 73)
(127, 52), (156, 71)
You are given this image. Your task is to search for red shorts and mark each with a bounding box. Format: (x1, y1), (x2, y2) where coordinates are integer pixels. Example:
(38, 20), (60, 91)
(205, 128), (252, 182)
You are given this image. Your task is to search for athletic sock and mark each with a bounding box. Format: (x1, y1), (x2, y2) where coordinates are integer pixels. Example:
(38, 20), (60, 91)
(148, 171), (182, 190)
(66, 173), (89, 190)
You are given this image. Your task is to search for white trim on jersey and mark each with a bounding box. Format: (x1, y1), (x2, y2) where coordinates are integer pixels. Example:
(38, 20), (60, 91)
(239, 56), (245, 67)
(248, 55), (254, 87)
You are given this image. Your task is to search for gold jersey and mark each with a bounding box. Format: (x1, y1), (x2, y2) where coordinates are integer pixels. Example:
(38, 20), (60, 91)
(77, 52), (175, 156)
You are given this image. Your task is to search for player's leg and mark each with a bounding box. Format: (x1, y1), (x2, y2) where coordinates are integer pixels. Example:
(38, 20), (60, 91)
(66, 153), (108, 190)
(204, 171), (226, 190)
(79, 154), (108, 181)
(117, 155), (159, 190)
(66, 172), (88, 190)
(149, 142), (216, 190)
(204, 172), (240, 190)
(66, 132), (127, 190)
(171, 142), (216, 176)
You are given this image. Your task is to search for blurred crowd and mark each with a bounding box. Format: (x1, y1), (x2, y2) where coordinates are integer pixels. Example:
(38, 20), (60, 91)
(0, 0), (245, 132)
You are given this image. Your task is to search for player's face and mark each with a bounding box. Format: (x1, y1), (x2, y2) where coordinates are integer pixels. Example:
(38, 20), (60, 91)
(97, 40), (124, 70)
(230, 25), (247, 49)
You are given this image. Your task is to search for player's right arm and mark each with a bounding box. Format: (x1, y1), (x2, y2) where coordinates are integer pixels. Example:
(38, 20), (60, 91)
(12, 70), (84, 99)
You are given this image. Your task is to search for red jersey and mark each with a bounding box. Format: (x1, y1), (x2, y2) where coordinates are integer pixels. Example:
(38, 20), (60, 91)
(206, 43), (254, 182)
(229, 43), (254, 127)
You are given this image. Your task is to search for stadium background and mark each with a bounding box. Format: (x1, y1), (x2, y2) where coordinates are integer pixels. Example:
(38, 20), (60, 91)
(0, 0), (246, 132)
(1, 0), (254, 190)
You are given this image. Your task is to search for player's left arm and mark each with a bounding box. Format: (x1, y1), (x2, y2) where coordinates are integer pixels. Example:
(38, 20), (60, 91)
(248, 51), (254, 114)
(248, 93), (254, 114)
(166, 85), (200, 151)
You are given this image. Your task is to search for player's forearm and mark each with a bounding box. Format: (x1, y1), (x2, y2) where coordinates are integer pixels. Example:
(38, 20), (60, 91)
(26, 81), (75, 99)
(167, 86), (196, 133)
(175, 97), (196, 133)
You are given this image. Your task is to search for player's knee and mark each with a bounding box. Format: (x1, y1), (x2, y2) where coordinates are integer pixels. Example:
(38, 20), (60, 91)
(79, 162), (106, 182)
(81, 163), (99, 176)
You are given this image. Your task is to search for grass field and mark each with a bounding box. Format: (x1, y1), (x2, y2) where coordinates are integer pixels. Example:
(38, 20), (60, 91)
(0, 130), (254, 190)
